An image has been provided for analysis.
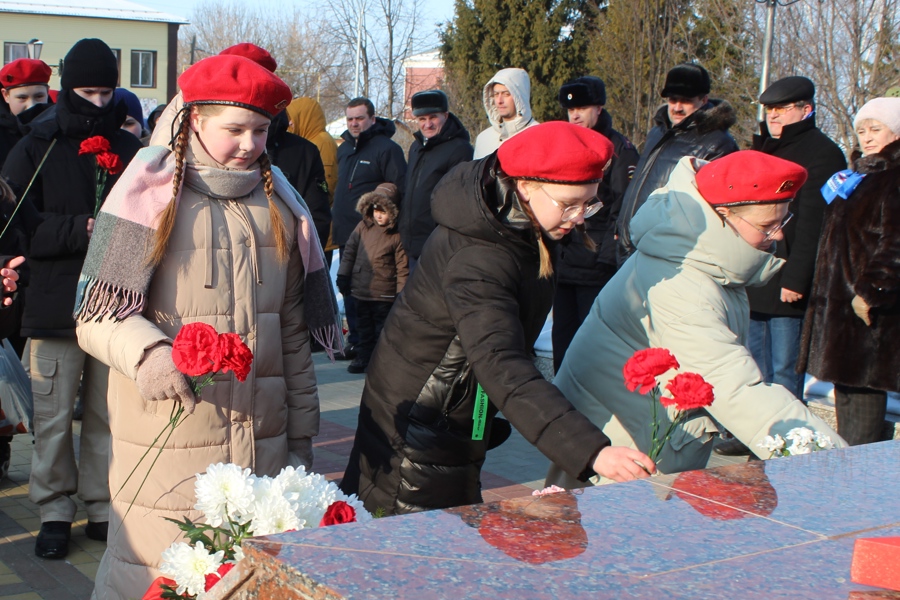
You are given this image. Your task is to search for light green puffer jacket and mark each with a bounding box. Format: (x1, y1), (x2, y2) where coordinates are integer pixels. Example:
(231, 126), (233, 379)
(547, 156), (846, 488)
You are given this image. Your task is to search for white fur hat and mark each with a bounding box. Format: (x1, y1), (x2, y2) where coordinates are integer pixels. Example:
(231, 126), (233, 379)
(854, 97), (900, 135)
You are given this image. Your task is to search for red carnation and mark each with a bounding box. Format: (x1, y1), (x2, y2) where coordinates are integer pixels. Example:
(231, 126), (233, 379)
(214, 333), (253, 382)
(623, 348), (680, 394)
(204, 562), (235, 592)
(96, 151), (122, 175)
(319, 500), (357, 527)
(141, 577), (179, 600)
(662, 372), (715, 411)
(171, 322), (219, 377)
(79, 135), (111, 155)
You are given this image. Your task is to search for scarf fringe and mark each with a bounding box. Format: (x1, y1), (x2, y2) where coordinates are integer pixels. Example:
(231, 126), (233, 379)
(74, 277), (147, 322)
(311, 324), (344, 363)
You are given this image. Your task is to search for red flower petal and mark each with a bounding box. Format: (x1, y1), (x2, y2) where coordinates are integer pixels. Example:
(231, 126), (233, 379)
(623, 348), (680, 394)
(171, 322), (220, 376)
(664, 372), (715, 411)
(319, 501), (357, 527)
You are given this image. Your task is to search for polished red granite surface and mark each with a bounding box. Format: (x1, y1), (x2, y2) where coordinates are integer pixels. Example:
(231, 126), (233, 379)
(235, 440), (900, 599)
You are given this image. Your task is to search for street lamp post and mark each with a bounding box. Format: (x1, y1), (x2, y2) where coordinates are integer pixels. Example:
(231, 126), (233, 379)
(754, 0), (804, 123)
(26, 38), (43, 60)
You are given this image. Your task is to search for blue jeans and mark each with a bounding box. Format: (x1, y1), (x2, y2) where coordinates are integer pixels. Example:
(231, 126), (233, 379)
(748, 313), (805, 401)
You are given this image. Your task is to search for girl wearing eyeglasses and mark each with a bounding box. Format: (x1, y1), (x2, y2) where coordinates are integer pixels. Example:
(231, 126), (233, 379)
(340, 122), (657, 515)
(799, 97), (900, 446)
(546, 150), (846, 488)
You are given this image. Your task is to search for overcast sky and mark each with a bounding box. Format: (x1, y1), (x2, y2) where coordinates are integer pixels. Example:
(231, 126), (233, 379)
(134, 0), (456, 33)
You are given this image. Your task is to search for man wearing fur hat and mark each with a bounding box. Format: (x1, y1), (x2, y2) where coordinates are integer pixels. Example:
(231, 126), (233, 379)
(616, 62), (738, 265)
(473, 68), (539, 159)
(336, 183), (408, 374)
(553, 76), (639, 372)
(716, 76), (846, 457)
(400, 90), (473, 269)
(2, 38), (142, 559)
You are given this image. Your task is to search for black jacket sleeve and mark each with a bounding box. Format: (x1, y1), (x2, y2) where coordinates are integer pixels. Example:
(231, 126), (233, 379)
(301, 152), (332, 248)
(443, 245), (610, 480)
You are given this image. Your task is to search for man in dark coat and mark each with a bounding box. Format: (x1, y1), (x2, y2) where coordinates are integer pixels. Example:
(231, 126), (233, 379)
(716, 77), (847, 456)
(340, 122), (655, 516)
(333, 97), (406, 358)
(400, 90), (473, 269)
(616, 63), (739, 265)
(1, 38), (142, 560)
(266, 110), (332, 247)
(553, 76), (639, 371)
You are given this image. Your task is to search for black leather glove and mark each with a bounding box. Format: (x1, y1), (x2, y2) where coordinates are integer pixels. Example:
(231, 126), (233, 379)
(336, 274), (351, 297)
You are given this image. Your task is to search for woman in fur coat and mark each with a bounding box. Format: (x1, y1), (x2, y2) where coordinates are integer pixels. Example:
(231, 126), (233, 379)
(799, 97), (900, 445)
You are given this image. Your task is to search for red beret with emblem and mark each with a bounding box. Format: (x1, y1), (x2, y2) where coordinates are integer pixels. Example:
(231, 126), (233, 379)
(0, 58), (52, 89)
(219, 43), (277, 73)
(497, 121), (615, 184)
(179, 55), (292, 119)
(696, 150), (808, 206)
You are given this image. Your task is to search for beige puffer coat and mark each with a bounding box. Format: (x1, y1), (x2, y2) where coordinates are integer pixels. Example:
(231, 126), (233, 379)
(77, 140), (319, 600)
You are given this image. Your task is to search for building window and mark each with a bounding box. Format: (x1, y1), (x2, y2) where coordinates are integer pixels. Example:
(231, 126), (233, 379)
(111, 49), (122, 87)
(3, 42), (28, 64)
(131, 50), (156, 88)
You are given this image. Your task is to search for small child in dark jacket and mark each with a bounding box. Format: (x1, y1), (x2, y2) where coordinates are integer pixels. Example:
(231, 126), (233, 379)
(337, 183), (408, 373)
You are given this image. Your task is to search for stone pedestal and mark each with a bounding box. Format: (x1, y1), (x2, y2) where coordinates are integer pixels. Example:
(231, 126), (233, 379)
(209, 441), (900, 599)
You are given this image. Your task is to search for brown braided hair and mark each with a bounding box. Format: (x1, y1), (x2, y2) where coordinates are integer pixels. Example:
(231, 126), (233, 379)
(257, 151), (290, 263)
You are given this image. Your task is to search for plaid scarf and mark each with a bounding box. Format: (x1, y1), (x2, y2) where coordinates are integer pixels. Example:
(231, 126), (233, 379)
(74, 145), (343, 358)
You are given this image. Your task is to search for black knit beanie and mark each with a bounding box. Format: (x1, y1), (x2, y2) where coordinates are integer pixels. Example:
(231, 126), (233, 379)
(60, 38), (118, 90)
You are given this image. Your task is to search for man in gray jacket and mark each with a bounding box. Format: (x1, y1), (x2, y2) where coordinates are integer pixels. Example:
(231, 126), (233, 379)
(473, 68), (539, 158)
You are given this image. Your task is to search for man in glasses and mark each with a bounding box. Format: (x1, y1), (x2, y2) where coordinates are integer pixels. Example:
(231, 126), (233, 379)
(716, 76), (847, 457)
(552, 76), (639, 372)
(473, 68), (539, 159)
(616, 63), (739, 266)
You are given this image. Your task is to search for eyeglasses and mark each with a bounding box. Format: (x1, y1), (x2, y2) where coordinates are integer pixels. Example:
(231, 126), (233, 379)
(539, 186), (603, 222)
(763, 104), (801, 116)
(730, 211), (793, 241)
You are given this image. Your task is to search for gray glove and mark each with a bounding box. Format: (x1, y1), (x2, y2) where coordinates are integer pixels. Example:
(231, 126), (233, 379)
(136, 344), (197, 414)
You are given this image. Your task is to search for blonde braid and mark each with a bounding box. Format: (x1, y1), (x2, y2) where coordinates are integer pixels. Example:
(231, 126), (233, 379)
(148, 113), (190, 267)
(519, 192), (554, 279)
(258, 153), (290, 263)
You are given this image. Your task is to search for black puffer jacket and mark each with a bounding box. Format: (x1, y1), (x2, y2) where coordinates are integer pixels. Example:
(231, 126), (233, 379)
(266, 111), (332, 247)
(332, 117), (406, 246)
(399, 112), (473, 259)
(747, 117), (847, 316)
(340, 157), (612, 515)
(556, 111), (639, 285)
(616, 100), (738, 265)
(1, 91), (142, 337)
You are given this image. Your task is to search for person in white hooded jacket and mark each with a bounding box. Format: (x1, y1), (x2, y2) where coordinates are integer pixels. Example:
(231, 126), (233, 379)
(473, 68), (539, 159)
(546, 150), (847, 488)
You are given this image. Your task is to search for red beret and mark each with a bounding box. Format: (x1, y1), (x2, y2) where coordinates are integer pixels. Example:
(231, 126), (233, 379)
(696, 150), (808, 206)
(179, 55), (292, 119)
(0, 59), (51, 89)
(219, 43), (277, 73)
(497, 121), (614, 184)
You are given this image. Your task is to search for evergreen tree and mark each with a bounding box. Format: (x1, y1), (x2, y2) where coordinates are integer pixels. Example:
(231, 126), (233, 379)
(440, 0), (597, 138)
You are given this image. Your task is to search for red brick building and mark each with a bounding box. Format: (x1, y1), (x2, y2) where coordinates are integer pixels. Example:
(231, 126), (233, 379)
(402, 49), (443, 121)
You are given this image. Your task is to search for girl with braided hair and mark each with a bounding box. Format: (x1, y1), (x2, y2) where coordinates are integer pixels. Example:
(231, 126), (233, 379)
(74, 55), (341, 600)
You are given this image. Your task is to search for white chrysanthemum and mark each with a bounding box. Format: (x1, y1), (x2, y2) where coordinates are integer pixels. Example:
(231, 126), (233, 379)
(251, 491), (304, 536)
(274, 465), (309, 502)
(787, 442), (812, 455)
(758, 434), (786, 454)
(814, 432), (835, 449)
(160, 541), (224, 597)
(194, 463), (257, 527)
(786, 427), (815, 447)
(233, 544), (245, 563)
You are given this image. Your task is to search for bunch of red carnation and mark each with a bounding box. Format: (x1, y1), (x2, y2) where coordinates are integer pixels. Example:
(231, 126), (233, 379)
(172, 323), (253, 394)
(623, 348), (715, 464)
(79, 135), (122, 218)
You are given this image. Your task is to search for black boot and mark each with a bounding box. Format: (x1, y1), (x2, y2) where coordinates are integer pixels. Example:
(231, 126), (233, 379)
(35, 521), (71, 559)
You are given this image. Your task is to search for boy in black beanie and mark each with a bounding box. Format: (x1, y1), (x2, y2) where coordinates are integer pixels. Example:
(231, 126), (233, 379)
(1, 37), (142, 560)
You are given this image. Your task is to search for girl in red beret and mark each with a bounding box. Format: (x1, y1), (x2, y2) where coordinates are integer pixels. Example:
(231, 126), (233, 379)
(340, 121), (656, 516)
(74, 55), (341, 600)
(547, 150), (846, 489)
